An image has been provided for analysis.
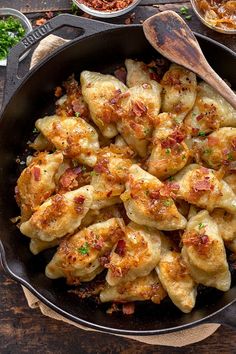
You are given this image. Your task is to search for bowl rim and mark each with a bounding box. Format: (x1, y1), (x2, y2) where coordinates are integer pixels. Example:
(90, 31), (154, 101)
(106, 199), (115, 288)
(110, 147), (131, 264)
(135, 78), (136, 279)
(190, 0), (236, 35)
(0, 7), (33, 67)
(72, 0), (141, 18)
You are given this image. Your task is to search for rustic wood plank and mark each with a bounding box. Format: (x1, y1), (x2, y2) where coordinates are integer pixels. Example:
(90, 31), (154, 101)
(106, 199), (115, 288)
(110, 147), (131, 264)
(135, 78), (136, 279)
(0, 0), (72, 13)
(0, 269), (236, 354)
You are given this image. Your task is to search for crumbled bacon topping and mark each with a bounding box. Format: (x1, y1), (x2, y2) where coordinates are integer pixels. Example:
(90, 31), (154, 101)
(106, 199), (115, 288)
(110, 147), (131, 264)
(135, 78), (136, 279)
(55, 86), (62, 98)
(74, 195), (85, 204)
(231, 138), (236, 151)
(109, 89), (122, 105)
(32, 166), (41, 181)
(122, 302), (135, 315)
(161, 129), (185, 148)
(114, 68), (127, 84)
(74, 195), (85, 213)
(196, 113), (204, 121)
(94, 158), (109, 174)
(99, 252), (110, 267)
(183, 231), (212, 256)
(132, 100), (147, 117)
(114, 239), (126, 257)
(59, 167), (82, 190)
(193, 179), (211, 192)
(149, 190), (160, 199)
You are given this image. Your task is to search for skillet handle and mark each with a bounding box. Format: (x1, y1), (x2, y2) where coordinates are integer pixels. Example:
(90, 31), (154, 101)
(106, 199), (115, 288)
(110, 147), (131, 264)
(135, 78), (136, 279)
(4, 14), (119, 109)
(204, 302), (236, 329)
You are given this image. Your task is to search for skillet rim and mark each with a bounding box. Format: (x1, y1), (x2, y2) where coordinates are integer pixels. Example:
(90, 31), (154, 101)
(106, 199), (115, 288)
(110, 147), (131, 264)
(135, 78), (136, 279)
(0, 24), (236, 335)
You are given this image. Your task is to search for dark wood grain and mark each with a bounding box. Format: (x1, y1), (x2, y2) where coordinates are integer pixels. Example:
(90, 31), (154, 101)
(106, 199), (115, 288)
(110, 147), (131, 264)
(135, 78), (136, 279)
(0, 0), (236, 353)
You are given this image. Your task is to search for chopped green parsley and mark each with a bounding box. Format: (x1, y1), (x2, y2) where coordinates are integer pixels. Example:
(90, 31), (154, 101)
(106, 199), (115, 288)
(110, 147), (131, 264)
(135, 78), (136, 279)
(163, 199), (173, 207)
(166, 148), (171, 155)
(180, 6), (189, 15)
(198, 131), (206, 137)
(0, 16), (26, 60)
(198, 222), (206, 230)
(185, 15), (192, 20)
(227, 152), (233, 161)
(204, 148), (212, 154)
(77, 242), (89, 255)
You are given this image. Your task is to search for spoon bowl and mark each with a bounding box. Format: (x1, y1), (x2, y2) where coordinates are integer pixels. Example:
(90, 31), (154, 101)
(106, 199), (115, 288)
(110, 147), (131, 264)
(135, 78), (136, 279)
(143, 11), (236, 109)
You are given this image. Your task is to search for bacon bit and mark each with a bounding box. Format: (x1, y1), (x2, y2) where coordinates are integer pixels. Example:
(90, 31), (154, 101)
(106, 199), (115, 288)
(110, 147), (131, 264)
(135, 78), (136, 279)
(59, 167), (82, 190)
(100, 252), (110, 267)
(94, 158), (109, 174)
(142, 83), (150, 89)
(231, 138), (236, 151)
(161, 138), (175, 149)
(161, 129), (185, 148)
(114, 239), (126, 257)
(92, 236), (104, 251)
(196, 113), (204, 121)
(183, 232), (212, 255)
(149, 190), (160, 199)
(114, 68), (127, 84)
(102, 109), (113, 124)
(192, 127), (200, 136)
(167, 182), (180, 191)
(132, 100), (147, 117)
(74, 195), (85, 213)
(45, 11), (54, 19)
(74, 195), (85, 204)
(124, 12), (135, 25)
(171, 129), (185, 143)
(109, 89), (122, 105)
(149, 72), (160, 81)
(72, 99), (84, 114)
(107, 190), (112, 197)
(207, 136), (220, 147)
(36, 18), (47, 26)
(193, 179), (211, 192)
(122, 303), (135, 315)
(55, 86), (62, 98)
(32, 166), (41, 181)
(106, 303), (120, 314)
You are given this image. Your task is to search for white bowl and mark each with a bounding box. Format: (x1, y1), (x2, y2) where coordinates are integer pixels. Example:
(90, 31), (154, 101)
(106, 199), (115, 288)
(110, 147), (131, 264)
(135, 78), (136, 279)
(0, 8), (33, 66)
(72, 0), (141, 18)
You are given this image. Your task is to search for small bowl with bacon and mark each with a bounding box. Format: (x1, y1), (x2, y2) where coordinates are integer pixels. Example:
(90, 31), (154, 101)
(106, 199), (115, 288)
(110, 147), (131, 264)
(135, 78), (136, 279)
(72, 0), (141, 18)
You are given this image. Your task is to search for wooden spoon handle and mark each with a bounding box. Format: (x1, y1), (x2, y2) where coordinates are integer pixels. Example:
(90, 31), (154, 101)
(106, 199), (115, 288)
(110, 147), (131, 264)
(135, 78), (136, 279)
(143, 11), (236, 109)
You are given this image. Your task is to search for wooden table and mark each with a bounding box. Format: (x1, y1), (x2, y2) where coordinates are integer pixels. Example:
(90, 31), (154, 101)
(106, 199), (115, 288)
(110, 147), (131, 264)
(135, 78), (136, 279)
(0, 1), (236, 353)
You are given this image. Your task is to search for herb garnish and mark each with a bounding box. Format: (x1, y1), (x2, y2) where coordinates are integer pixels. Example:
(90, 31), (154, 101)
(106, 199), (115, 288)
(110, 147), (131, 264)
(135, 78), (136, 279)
(180, 6), (188, 15)
(77, 242), (89, 255)
(0, 16), (26, 60)
(163, 199), (173, 207)
(198, 223), (206, 230)
(227, 152), (233, 161)
(198, 131), (206, 137)
(166, 148), (171, 155)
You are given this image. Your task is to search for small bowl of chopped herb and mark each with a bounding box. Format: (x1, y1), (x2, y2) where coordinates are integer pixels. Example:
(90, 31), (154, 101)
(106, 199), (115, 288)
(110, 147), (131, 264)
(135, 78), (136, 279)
(0, 8), (33, 66)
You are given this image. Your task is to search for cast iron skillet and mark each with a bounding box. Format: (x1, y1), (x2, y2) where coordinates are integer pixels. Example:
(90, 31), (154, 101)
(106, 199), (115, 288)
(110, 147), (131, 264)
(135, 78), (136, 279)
(0, 14), (236, 335)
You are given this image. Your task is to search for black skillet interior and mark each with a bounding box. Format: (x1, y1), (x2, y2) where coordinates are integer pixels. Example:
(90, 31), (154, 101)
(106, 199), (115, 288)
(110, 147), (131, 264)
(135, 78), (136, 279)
(0, 21), (236, 335)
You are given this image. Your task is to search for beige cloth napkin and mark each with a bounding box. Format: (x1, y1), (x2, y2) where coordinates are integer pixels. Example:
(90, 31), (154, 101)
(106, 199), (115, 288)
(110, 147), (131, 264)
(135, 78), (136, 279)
(21, 33), (220, 347)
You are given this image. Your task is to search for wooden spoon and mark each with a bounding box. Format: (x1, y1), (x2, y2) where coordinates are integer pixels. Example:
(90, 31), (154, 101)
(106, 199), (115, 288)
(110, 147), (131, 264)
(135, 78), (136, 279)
(143, 11), (236, 109)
